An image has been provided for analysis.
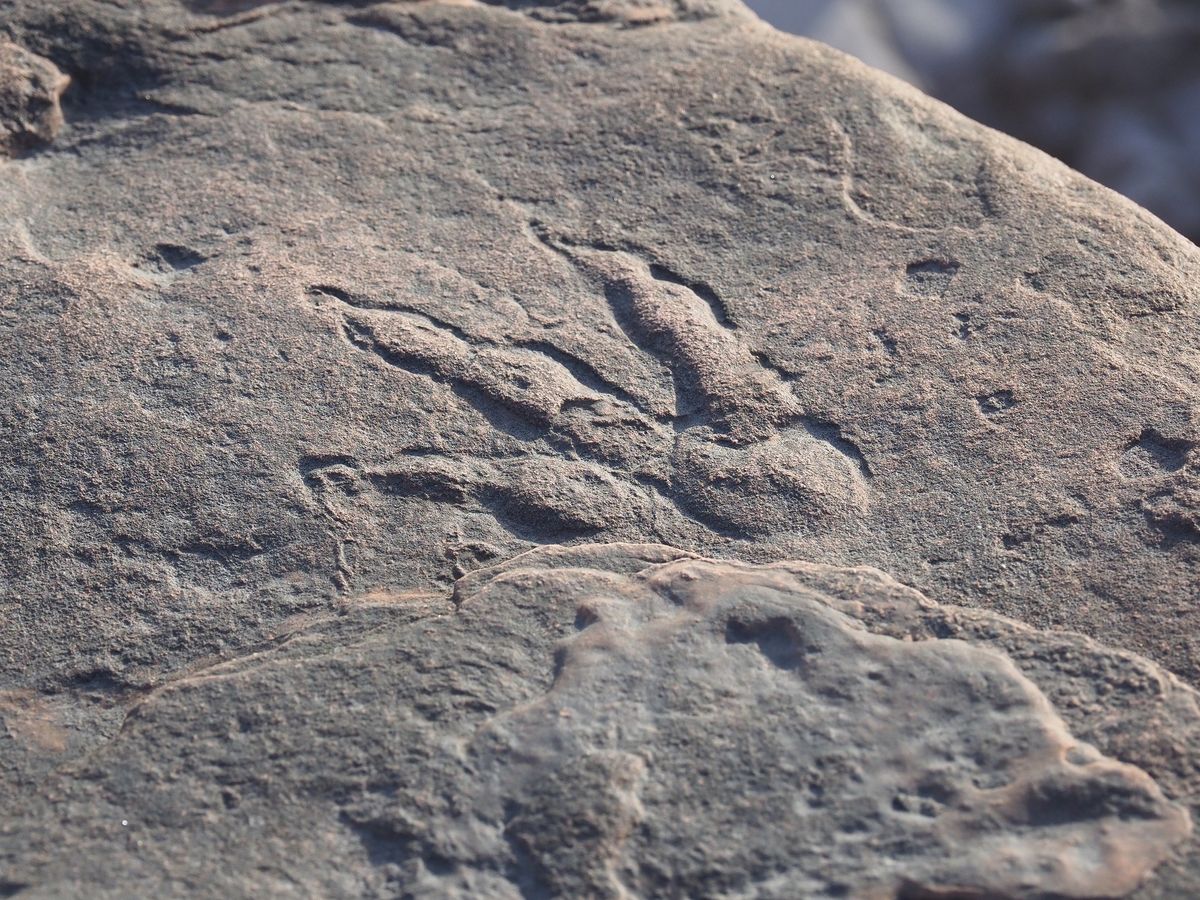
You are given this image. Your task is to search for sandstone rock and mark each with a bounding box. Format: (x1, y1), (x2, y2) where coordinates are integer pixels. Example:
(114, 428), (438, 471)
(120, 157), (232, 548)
(0, 40), (67, 156)
(3, 545), (1198, 897)
(2, 0), (1197, 689)
(2, 0), (1200, 895)
(745, 0), (1200, 242)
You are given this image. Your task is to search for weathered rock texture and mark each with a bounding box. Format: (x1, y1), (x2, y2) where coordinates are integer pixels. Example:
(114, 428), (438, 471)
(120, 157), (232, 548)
(2, 0), (1200, 895)
(2, 544), (1198, 897)
(0, 39), (67, 156)
(747, 0), (1200, 242)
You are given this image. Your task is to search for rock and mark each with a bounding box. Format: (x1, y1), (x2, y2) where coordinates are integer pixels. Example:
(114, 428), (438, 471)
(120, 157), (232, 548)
(2, 544), (1197, 897)
(0, 40), (68, 156)
(2, 0), (1200, 894)
(2, 0), (1198, 688)
(744, 0), (1200, 242)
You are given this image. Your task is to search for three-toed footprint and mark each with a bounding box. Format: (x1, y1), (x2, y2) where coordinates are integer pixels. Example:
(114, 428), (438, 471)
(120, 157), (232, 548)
(303, 226), (870, 574)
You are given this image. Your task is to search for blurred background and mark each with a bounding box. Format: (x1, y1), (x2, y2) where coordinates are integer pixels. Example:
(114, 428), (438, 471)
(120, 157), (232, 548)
(746, 0), (1200, 243)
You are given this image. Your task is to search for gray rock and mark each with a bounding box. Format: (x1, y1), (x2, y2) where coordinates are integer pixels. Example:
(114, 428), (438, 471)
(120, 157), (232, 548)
(2, 0), (1198, 688)
(744, 0), (1200, 241)
(3, 544), (1197, 897)
(0, 40), (67, 156)
(2, 0), (1200, 894)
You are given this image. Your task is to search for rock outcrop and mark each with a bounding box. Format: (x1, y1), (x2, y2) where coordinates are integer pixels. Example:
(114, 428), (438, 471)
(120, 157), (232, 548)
(746, 0), (1200, 242)
(3, 544), (1198, 897)
(0, 39), (67, 156)
(2, 0), (1200, 895)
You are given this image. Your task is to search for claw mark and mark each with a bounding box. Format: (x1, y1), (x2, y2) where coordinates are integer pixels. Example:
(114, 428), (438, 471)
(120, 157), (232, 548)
(154, 244), (207, 271)
(797, 416), (873, 479)
(8, 220), (50, 263)
(510, 338), (655, 417)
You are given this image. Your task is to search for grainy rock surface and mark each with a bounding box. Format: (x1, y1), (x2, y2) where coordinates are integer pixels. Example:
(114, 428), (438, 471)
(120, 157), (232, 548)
(747, 0), (1200, 242)
(3, 544), (1199, 898)
(0, 39), (67, 156)
(2, 0), (1200, 896)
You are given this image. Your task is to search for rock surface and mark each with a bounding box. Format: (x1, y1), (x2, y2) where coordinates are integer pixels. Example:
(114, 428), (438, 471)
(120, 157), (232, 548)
(2, 0), (1200, 895)
(0, 39), (67, 156)
(2, 543), (1198, 897)
(746, 0), (1200, 242)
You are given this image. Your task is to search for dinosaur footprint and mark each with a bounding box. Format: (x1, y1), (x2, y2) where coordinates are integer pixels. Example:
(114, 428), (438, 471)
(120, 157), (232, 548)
(538, 236), (871, 535)
(303, 226), (871, 558)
